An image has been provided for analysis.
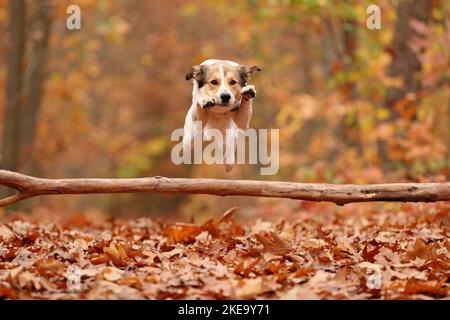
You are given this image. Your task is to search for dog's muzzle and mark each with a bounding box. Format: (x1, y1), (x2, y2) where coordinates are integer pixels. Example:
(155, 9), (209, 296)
(220, 93), (231, 104)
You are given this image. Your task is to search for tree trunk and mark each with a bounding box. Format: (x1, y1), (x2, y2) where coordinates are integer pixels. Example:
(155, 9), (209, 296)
(20, 1), (52, 172)
(1, 0), (26, 172)
(384, 0), (433, 111)
(339, 13), (360, 150)
(379, 0), (433, 164)
(447, 90), (450, 180)
(299, 29), (313, 95)
(0, 0), (26, 203)
(322, 11), (361, 157)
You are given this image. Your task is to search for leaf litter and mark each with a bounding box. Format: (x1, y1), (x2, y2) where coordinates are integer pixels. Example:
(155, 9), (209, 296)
(0, 202), (448, 300)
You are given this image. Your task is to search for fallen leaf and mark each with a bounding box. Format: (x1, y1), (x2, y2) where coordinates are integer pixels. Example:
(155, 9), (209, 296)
(254, 232), (292, 255)
(101, 267), (124, 282)
(0, 225), (15, 242)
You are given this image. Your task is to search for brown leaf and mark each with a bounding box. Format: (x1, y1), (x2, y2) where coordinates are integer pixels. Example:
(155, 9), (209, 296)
(36, 258), (66, 275)
(163, 223), (201, 244)
(201, 208), (244, 240)
(403, 278), (448, 298)
(90, 253), (110, 265)
(0, 225), (15, 242)
(101, 267), (124, 282)
(294, 267), (316, 278)
(103, 243), (129, 268)
(124, 245), (144, 258)
(333, 241), (358, 260)
(0, 286), (18, 299)
(254, 232), (292, 255)
(403, 238), (437, 262)
(362, 244), (381, 263)
(117, 276), (142, 289)
(235, 278), (269, 299)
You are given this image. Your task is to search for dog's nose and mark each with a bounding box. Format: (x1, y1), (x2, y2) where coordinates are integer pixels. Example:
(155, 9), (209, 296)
(220, 93), (231, 104)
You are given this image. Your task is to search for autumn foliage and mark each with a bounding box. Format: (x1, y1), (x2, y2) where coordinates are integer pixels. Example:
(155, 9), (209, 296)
(0, 203), (448, 300)
(0, 0), (448, 215)
(0, 0), (449, 301)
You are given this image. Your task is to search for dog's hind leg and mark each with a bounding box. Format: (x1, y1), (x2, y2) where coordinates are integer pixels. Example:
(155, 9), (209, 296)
(224, 123), (238, 172)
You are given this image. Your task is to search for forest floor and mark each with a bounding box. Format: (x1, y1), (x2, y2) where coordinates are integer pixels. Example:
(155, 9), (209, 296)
(0, 202), (449, 300)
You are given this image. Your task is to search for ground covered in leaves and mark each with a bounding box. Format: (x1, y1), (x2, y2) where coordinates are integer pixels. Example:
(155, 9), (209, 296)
(0, 203), (449, 300)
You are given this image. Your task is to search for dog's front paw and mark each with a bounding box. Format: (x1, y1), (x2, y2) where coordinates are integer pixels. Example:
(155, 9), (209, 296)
(198, 96), (216, 108)
(242, 85), (256, 101)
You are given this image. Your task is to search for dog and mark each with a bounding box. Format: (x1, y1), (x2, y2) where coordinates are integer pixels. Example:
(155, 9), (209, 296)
(183, 59), (261, 171)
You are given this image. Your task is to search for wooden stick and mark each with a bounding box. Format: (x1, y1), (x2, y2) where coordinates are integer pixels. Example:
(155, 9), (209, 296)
(0, 170), (449, 207)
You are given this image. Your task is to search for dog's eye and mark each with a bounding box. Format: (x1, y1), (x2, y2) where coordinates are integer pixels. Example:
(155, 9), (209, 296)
(210, 80), (219, 85)
(230, 80), (237, 85)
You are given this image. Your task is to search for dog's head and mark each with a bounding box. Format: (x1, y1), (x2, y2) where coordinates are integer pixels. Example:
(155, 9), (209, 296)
(186, 59), (261, 113)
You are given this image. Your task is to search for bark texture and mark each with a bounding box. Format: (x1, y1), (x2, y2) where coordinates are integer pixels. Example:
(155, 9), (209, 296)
(0, 170), (448, 207)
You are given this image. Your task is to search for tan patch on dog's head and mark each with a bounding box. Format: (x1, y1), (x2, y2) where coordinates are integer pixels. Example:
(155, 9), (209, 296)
(186, 61), (261, 109)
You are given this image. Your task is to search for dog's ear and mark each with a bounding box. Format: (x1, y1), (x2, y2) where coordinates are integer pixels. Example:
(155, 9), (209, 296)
(239, 65), (262, 84)
(185, 65), (202, 81)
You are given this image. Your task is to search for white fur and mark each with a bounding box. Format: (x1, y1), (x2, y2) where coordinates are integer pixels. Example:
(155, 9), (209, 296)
(182, 59), (256, 171)
(201, 59), (240, 67)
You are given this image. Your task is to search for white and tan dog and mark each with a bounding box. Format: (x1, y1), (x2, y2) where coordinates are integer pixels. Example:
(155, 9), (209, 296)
(183, 59), (261, 171)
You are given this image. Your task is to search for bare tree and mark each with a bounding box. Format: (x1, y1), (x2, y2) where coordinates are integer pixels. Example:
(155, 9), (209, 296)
(1, 0), (26, 173)
(1, 1), (53, 204)
(378, 0), (433, 164)
(385, 0), (433, 111)
(20, 1), (53, 166)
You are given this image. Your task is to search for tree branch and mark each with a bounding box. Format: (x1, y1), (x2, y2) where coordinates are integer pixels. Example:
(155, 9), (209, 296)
(0, 170), (449, 207)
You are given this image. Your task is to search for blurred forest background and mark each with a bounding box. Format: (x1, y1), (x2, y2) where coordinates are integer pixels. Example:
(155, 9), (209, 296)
(0, 0), (448, 220)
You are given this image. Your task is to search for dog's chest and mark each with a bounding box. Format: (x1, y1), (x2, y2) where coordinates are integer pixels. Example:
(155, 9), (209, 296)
(204, 114), (236, 133)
